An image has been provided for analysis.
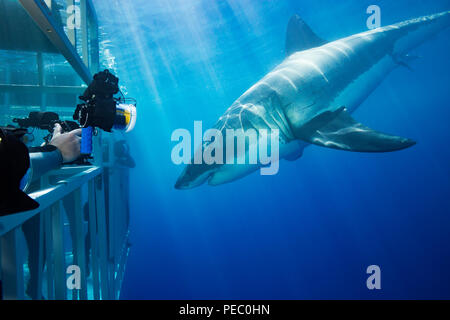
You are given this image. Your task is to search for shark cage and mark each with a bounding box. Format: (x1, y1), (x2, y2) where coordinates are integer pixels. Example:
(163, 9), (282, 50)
(0, 0), (132, 300)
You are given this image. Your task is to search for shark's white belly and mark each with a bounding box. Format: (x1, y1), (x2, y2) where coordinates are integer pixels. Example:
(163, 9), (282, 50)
(208, 139), (304, 186)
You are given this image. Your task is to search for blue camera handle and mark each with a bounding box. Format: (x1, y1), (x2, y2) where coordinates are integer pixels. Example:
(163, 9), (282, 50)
(81, 126), (93, 155)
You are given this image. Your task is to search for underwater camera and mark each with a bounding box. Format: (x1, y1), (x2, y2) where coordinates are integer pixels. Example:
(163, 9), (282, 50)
(13, 111), (80, 143)
(73, 69), (137, 157)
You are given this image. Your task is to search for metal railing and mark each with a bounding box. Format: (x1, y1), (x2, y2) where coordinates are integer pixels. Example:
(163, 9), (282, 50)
(0, 165), (131, 300)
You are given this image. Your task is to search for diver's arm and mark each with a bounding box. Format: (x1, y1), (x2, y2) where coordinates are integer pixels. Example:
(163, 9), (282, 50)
(28, 145), (63, 182)
(26, 125), (82, 183)
(48, 124), (82, 163)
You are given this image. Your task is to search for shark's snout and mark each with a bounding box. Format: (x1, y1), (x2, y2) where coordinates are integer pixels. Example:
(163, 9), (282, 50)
(174, 178), (185, 190)
(174, 174), (192, 190)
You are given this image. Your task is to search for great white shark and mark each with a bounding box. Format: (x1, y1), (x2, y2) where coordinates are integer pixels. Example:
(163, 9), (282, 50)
(175, 11), (450, 189)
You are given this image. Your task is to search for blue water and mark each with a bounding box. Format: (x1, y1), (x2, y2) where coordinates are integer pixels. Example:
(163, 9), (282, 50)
(94, 0), (450, 299)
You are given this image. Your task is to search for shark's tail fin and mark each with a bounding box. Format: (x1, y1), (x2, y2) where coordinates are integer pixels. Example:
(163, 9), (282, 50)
(389, 10), (450, 55)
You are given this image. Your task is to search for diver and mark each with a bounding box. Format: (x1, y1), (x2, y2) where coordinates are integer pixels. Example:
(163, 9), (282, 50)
(0, 124), (82, 215)
(0, 123), (82, 299)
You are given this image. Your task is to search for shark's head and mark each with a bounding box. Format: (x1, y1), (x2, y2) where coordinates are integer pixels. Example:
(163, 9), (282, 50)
(174, 163), (218, 190)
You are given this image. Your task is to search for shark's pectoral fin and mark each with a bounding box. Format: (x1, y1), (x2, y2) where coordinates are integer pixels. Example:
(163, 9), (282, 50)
(295, 107), (416, 152)
(286, 14), (327, 56)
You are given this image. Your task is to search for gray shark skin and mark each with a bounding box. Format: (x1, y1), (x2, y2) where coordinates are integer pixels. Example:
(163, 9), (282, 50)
(175, 11), (450, 189)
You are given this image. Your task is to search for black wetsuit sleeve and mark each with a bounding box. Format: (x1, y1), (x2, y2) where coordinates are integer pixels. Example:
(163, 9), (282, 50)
(28, 145), (63, 182)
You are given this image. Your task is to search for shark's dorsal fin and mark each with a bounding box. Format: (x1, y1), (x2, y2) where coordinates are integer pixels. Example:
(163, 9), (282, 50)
(286, 14), (327, 56)
(295, 107), (416, 152)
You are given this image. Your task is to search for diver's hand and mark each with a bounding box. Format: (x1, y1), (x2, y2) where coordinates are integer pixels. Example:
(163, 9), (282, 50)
(49, 123), (82, 163)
